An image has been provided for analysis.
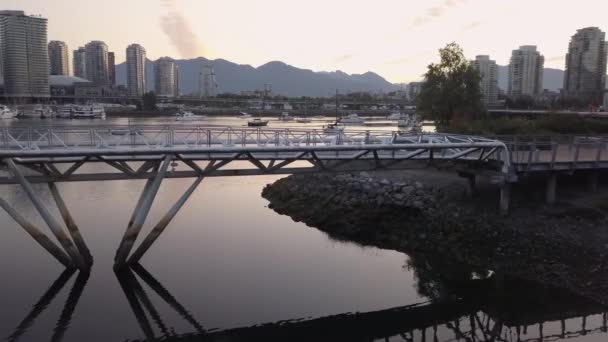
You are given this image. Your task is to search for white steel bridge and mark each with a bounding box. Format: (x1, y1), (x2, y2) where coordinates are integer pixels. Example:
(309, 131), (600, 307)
(0, 125), (513, 270)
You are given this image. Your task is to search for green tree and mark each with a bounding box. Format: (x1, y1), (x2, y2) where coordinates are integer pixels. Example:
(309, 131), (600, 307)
(141, 92), (157, 111)
(417, 43), (483, 130)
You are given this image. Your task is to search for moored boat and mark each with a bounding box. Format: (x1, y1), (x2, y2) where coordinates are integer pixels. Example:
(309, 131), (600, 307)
(176, 111), (206, 121)
(238, 112), (252, 119)
(339, 113), (364, 124)
(279, 112), (294, 121)
(248, 118), (269, 127)
(296, 117), (312, 123)
(72, 105), (106, 119)
(0, 105), (17, 119)
(323, 122), (345, 133)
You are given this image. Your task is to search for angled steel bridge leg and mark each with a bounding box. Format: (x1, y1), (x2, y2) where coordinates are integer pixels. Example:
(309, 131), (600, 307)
(0, 198), (74, 268)
(129, 176), (204, 263)
(5, 159), (87, 270)
(49, 183), (93, 265)
(114, 155), (172, 268)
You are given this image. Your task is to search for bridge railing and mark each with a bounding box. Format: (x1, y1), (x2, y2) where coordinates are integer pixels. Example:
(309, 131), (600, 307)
(0, 126), (403, 151)
(490, 135), (608, 167)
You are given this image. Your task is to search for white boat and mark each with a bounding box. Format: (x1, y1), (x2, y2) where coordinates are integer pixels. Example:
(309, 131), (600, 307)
(72, 105), (106, 119)
(57, 105), (74, 118)
(296, 117), (312, 123)
(279, 112), (294, 121)
(238, 112), (252, 119)
(18, 105), (54, 119)
(248, 118), (269, 127)
(0, 105), (17, 119)
(339, 113), (364, 124)
(176, 111), (206, 121)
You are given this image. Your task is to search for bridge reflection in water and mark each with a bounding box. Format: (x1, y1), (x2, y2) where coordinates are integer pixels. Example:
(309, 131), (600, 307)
(6, 259), (608, 342)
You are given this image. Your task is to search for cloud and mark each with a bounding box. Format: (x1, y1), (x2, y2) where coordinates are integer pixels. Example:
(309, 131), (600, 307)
(334, 54), (354, 63)
(160, 0), (205, 58)
(411, 0), (467, 28)
(461, 21), (482, 31)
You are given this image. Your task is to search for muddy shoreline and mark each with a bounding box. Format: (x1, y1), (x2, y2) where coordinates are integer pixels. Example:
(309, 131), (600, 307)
(262, 171), (608, 304)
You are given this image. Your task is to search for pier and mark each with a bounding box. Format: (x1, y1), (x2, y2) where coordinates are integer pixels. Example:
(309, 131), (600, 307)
(0, 125), (606, 270)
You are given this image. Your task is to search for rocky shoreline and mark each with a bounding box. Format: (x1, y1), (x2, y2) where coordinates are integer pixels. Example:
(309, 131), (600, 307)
(262, 171), (608, 304)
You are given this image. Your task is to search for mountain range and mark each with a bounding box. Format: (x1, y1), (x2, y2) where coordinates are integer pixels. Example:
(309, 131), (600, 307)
(115, 58), (566, 97)
(115, 58), (398, 97)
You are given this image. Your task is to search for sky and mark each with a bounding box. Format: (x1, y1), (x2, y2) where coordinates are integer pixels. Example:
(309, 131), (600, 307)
(5, 0), (608, 83)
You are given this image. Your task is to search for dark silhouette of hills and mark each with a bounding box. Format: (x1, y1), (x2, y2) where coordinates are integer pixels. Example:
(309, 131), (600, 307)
(115, 58), (398, 97)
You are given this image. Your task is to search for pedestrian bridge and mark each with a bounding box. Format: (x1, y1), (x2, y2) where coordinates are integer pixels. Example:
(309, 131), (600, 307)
(0, 125), (606, 270)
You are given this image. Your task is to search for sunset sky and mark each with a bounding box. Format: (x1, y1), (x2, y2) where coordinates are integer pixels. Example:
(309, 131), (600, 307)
(5, 0), (608, 83)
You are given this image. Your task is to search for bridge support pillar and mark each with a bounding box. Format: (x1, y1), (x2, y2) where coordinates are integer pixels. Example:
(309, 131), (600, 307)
(5, 159), (87, 270)
(588, 171), (599, 193)
(499, 183), (511, 216)
(546, 174), (557, 205)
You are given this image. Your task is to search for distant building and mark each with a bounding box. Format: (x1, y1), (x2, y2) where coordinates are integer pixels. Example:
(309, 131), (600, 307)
(108, 51), (116, 86)
(508, 46), (544, 98)
(154, 57), (179, 98)
(199, 65), (218, 98)
(85, 41), (110, 85)
(604, 92), (608, 111)
(407, 82), (423, 102)
(49, 75), (91, 96)
(0, 10), (50, 98)
(73, 47), (87, 79)
(471, 55), (498, 105)
(563, 27), (608, 104)
(126, 44), (146, 97)
(48, 41), (69, 76)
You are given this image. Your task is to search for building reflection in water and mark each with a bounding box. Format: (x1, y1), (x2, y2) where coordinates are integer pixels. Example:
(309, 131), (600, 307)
(6, 257), (608, 342)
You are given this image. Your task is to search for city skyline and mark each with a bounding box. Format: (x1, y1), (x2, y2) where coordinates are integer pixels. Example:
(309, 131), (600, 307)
(3, 0), (608, 83)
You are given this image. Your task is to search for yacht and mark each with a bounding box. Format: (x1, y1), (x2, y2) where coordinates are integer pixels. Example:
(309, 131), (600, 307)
(72, 105), (106, 119)
(248, 118), (269, 127)
(0, 105), (17, 119)
(339, 113), (364, 124)
(176, 111), (206, 121)
(238, 112), (252, 119)
(279, 112), (294, 121)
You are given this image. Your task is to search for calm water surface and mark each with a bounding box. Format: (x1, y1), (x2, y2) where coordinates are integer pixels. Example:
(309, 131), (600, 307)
(0, 116), (606, 341)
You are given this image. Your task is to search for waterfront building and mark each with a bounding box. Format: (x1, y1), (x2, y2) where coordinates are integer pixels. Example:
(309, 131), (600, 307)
(0, 10), (50, 98)
(563, 27), (608, 104)
(108, 51), (116, 86)
(199, 65), (217, 98)
(126, 44), (146, 96)
(508, 46), (544, 98)
(471, 55), (499, 105)
(73, 47), (87, 79)
(407, 82), (423, 102)
(155, 57), (179, 98)
(48, 40), (69, 76)
(85, 40), (110, 85)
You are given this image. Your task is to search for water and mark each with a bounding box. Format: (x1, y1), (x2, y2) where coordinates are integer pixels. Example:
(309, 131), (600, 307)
(0, 116), (606, 341)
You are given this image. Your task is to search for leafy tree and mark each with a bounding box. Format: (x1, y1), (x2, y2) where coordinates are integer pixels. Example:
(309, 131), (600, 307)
(141, 92), (157, 111)
(417, 43), (483, 130)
